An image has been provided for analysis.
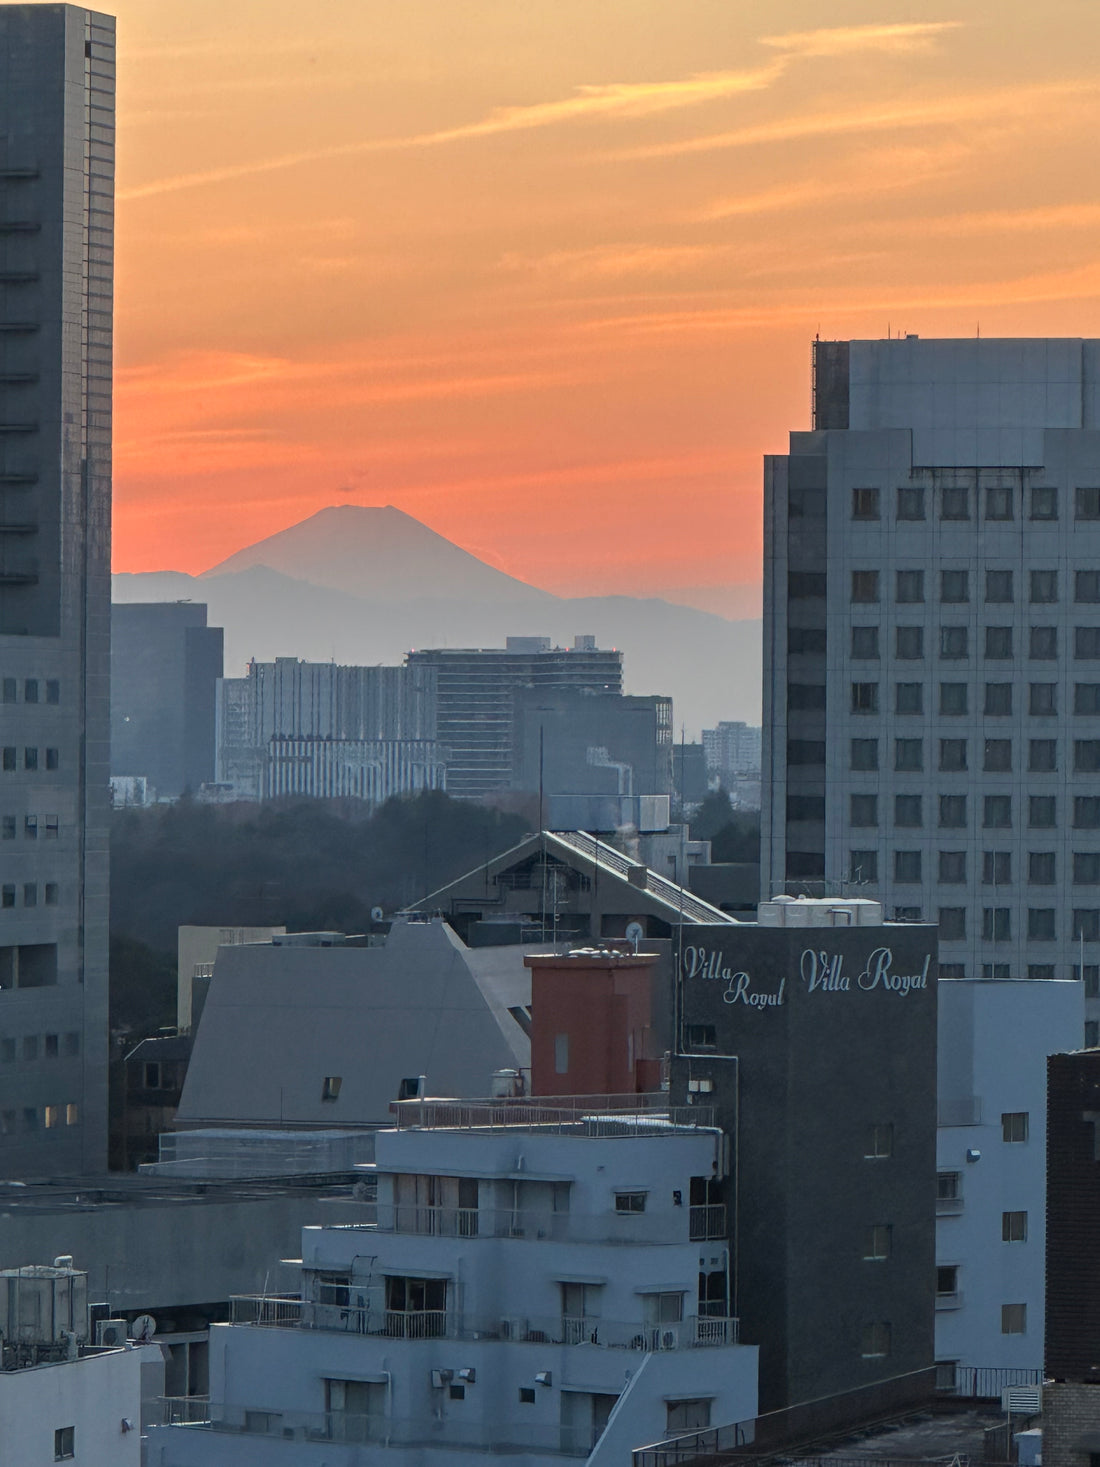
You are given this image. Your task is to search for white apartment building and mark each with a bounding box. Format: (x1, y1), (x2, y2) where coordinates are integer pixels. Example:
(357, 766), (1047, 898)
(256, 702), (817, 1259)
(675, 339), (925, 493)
(763, 337), (1100, 1041)
(935, 975), (1083, 1381)
(146, 1098), (758, 1466)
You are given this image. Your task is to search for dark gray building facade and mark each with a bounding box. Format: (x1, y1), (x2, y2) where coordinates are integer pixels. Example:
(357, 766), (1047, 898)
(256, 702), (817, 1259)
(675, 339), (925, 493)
(0, 4), (114, 1173)
(111, 602), (224, 797)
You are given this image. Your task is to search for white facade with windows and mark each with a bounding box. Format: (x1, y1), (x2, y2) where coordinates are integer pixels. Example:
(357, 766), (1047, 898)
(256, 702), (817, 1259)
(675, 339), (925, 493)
(935, 975), (1083, 1376)
(145, 1100), (758, 1466)
(763, 337), (1100, 1044)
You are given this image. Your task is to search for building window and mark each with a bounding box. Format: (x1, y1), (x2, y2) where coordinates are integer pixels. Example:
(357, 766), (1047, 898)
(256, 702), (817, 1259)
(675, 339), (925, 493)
(45, 748), (58, 772)
(1031, 570), (1058, 604)
(1073, 965), (1100, 995)
(852, 571), (880, 603)
(1, 680), (13, 704)
(1075, 853), (1100, 886)
(1002, 1211), (1028, 1242)
(44, 1105), (59, 1129)
(984, 684), (1013, 716)
(788, 683), (826, 711)
(24, 747), (37, 771)
(1077, 570), (1100, 603)
(895, 795), (923, 828)
(896, 683), (923, 715)
(940, 626), (968, 659)
(982, 908), (1011, 942)
(896, 570), (925, 603)
(941, 570), (969, 603)
(685, 1024), (717, 1050)
(65, 1104), (78, 1126)
(895, 626), (924, 659)
(1, 816), (11, 841)
(865, 1123), (893, 1159)
(1087, 1020), (1099, 1047)
(984, 626), (1013, 659)
(937, 1172), (961, 1202)
(1, 886), (14, 909)
(941, 486), (970, 520)
(850, 851), (878, 883)
(1027, 909), (1055, 941)
(44, 1034), (58, 1058)
(1001, 1303), (1027, 1335)
(850, 739), (879, 771)
(861, 1322), (892, 1357)
(1, 748), (14, 772)
(554, 1033), (570, 1074)
(897, 486), (925, 520)
(983, 851), (1012, 885)
(321, 1076), (342, 1101)
(850, 794), (878, 828)
(23, 679), (38, 704)
(863, 1224), (892, 1260)
(1076, 626), (1100, 660)
(45, 680), (59, 704)
(1030, 852), (1057, 884)
(1030, 626), (1058, 659)
(1076, 487), (1100, 520)
(941, 963), (966, 979)
(54, 1427), (74, 1461)
(1076, 683), (1100, 714)
(985, 569), (1014, 603)
(938, 851), (966, 884)
(940, 682), (968, 716)
(23, 884), (36, 908)
(788, 627), (827, 654)
(936, 1265), (959, 1298)
(666, 1400), (712, 1433)
(1030, 683), (1057, 716)
(851, 626), (879, 659)
(939, 908), (966, 941)
(1074, 909), (1100, 941)
(1002, 1112), (1029, 1143)
(852, 487), (880, 520)
(1028, 965), (1055, 980)
(894, 851), (922, 883)
(1030, 486), (1058, 520)
(851, 683), (879, 714)
(519, 1387), (536, 1404)
(985, 486), (1013, 521)
(894, 739), (923, 772)
(1076, 740), (1100, 773)
(939, 795), (967, 829)
(983, 740), (1011, 773)
(1075, 797), (1100, 829)
(614, 1191), (647, 1213)
(983, 795), (1012, 829)
(1029, 740), (1057, 772)
(789, 572), (827, 599)
(43, 883), (58, 906)
(788, 740), (825, 766)
(24, 815), (36, 840)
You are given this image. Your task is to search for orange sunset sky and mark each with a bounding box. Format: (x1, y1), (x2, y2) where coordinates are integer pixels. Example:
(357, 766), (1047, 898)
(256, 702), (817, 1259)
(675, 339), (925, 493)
(87, 0), (1100, 613)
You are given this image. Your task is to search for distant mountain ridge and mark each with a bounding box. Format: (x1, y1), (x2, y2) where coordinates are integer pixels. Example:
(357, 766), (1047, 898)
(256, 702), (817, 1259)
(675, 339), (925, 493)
(113, 507), (762, 733)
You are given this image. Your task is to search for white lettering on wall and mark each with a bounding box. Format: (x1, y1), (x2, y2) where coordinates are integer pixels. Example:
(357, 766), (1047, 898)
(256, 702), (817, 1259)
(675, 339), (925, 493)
(682, 945), (931, 1008)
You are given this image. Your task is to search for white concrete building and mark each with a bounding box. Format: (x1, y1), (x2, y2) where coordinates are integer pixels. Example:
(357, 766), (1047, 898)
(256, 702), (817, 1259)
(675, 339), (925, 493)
(763, 337), (1100, 1042)
(935, 975), (1084, 1379)
(146, 1098), (757, 1466)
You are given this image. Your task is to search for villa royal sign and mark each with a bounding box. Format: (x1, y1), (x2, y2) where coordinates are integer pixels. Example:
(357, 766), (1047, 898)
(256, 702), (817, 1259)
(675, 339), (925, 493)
(680, 945), (932, 1008)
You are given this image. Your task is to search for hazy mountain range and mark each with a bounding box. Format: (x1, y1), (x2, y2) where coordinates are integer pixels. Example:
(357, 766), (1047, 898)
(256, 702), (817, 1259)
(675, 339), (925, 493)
(112, 506), (762, 735)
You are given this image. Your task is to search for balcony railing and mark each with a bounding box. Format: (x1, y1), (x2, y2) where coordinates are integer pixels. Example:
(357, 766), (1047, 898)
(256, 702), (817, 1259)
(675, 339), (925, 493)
(228, 1295), (739, 1349)
(372, 1200), (725, 1246)
(390, 1093), (716, 1135)
(689, 1204), (727, 1240)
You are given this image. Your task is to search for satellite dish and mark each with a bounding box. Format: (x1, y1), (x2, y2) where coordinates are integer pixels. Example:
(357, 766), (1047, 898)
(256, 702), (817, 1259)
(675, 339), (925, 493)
(371, 906), (384, 923)
(130, 1314), (156, 1342)
(625, 921), (644, 951)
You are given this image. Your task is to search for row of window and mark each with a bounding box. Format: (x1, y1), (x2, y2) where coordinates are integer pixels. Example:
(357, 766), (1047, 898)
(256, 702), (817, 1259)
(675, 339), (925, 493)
(2, 814), (60, 839)
(850, 569), (1068, 605)
(849, 680), (1080, 716)
(842, 842), (1100, 891)
(0, 747), (59, 772)
(840, 790), (1079, 827)
(883, 904), (1100, 942)
(844, 738), (1080, 774)
(0, 1032), (81, 1062)
(0, 1103), (79, 1134)
(850, 625), (1091, 660)
(850, 483), (1100, 524)
(1, 678), (59, 705)
(0, 882), (58, 909)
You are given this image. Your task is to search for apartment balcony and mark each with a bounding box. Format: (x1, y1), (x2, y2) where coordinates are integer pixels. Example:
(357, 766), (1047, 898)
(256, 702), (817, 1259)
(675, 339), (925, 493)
(372, 1200), (726, 1246)
(228, 1295), (739, 1349)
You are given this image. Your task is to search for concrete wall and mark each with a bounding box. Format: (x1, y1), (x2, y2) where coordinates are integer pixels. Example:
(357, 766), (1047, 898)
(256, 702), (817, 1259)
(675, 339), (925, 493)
(0, 1345), (144, 1466)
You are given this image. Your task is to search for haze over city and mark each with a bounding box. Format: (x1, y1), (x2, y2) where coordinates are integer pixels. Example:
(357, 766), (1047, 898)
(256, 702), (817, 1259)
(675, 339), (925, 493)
(107, 0), (1100, 614)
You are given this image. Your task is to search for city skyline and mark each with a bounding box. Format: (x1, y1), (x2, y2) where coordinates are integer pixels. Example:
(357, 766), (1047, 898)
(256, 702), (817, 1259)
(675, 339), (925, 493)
(30, 0), (1099, 611)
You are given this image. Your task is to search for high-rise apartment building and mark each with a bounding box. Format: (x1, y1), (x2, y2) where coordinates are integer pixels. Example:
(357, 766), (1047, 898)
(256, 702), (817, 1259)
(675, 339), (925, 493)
(0, 5), (114, 1173)
(763, 338), (1100, 1037)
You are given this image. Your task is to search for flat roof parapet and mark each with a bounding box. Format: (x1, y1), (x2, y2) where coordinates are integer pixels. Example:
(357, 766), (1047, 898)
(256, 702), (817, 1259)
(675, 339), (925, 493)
(387, 1093), (716, 1136)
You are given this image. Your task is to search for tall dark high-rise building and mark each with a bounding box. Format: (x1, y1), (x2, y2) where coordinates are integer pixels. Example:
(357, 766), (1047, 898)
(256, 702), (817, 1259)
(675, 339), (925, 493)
(0, 4), (114, 1173)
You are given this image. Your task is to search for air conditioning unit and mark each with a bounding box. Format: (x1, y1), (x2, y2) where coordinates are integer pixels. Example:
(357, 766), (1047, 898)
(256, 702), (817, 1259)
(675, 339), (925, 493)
(500, 1317), (527, 1341)
(96, 1320), (128, 1348)
(661, 1328), (680, 1350)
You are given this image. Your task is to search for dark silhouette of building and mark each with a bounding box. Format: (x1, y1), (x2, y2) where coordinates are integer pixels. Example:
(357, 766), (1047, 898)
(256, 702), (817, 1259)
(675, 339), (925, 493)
(111, 603), (223, 797)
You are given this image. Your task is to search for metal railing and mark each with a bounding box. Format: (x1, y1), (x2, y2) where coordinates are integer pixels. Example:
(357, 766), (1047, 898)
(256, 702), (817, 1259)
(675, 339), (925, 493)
(371, 1200), (726, 1246)
(938, 1365), (1043, 1399)
(690, 1204), (727, 1240)
(153, 1398), (596, 1456)
(390, 1092), (717, 1135)
(228, 1295), (739, 1349)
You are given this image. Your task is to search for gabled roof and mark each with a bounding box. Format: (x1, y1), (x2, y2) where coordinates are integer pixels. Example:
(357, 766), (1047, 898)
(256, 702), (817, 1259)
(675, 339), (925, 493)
(415, 828), (738, 926)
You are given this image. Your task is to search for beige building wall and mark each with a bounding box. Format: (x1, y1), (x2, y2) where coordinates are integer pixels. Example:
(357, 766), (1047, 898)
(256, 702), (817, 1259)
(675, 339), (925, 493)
(176, 926), (285, 1033)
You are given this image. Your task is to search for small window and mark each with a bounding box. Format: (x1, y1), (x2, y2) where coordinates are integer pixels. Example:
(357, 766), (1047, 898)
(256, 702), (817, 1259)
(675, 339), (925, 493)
(667, 1400), (712, 1433)
(851, 682), (879, 714)
(851, 626), (879, 659)
(939, 908), (966, 941)
(864, 1225), (892, 1261)
(44, 815), (58, 839)
(54, 1426), (75, 1460)
(850, 739), (878, 771)
(941, 963), (966, 979)
(937, 1172), (960, 1201)
(321, 1076), (342, 1101)
(23, 884), (36, 908)
(1076, 486), (1100, 520)
(23, 679), (37, 704)
(984, 683), (1013, 716)
(1030, 486), (1058, 520)
(939, 795), (967, 829)
(554, 1033), (569, 1075)
(894, 738), (923, 772)
(449, 1384), (466, 1400)
(982, 908), (1011, 942)
(1, 816), (12, 840)
(44, 1104), (59, 1129)
(1078, 570), (1100, 603)
(1027, 909), (1055, 941)
(865, 1123), (893, 1159)
(861, 1321), (892, 1357)
(896, 570), (924, 603)
(1002, 1112), (1029, 1143)
(614, 1192), (647, 1213)
(1030, 626), (1057, 659)
(1, 680), (14, 704)
(788, 683), (826, 711)
(1076, 797), (1100, 829)
(45, 680), (59, 705)
(1028, 965), (1055, 980)
(1, 748), (13, 772)
(850, 850), (878, 883)
(982, 851), (1011, 885)
(896, 486), (925, 520)
(984, 626), (1013, 659)
(24, 815), (36, 840)
(44, 1033), (58, 1058)
(1001, 1303), (1027, 1334)
(983, 739), (1011, 773)
(788, 626), (826, 654)
(1002, 1211), (1028, 1242)
(941, 486), (970, 520)
(1077, 683), (1100, 714)
(65, 1103), (78, 1126)
(939, 682), (968, 716)
(1030, 683), (1057, 716)
(519, 1387), (536, 1404)
(895, 626), (924, 660)
(1, 886), (14, 909)
(985, 486), (1013, 521)
(894, 850), (921, 883)
(936, 1265), (959, 1297)
(24, 747), (37, 772)
(685, 1024), (716, 1050)
(983, 795), (1012, 829)
(985, 569), (1014, 603)
(1029, 740), (1057, 772)
(895, 683), (923, 715)
(144, 1061), (162, 1089)
(940, 626), (968, 659)
(1073, 964), (1100, 995)
(895, 795), (923, 827)
(852, 487), (880, 520)
(940, 569), (969, 603)
(1030, 851), (1057, 885)
(45, 748), (58, 772)
(1031, 570), (1058, 604)
(851, 570), (879, 603)
(938, 852), (966, 884)
(1075, 909), (1100, 941)
(850, 794), (878, 828)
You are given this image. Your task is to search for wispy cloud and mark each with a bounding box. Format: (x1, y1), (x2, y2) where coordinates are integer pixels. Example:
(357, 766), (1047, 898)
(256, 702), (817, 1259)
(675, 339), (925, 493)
(761, 21), (962, 59)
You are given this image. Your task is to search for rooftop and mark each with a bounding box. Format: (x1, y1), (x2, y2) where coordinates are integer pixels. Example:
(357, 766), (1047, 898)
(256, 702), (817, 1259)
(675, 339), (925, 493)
(387, 1092), (716, 1136)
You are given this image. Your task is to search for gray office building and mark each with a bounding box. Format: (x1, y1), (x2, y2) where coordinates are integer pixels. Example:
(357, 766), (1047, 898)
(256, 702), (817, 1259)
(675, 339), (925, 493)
(0, 5), (114, 1173)
(763, 338), (1100, 1041)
